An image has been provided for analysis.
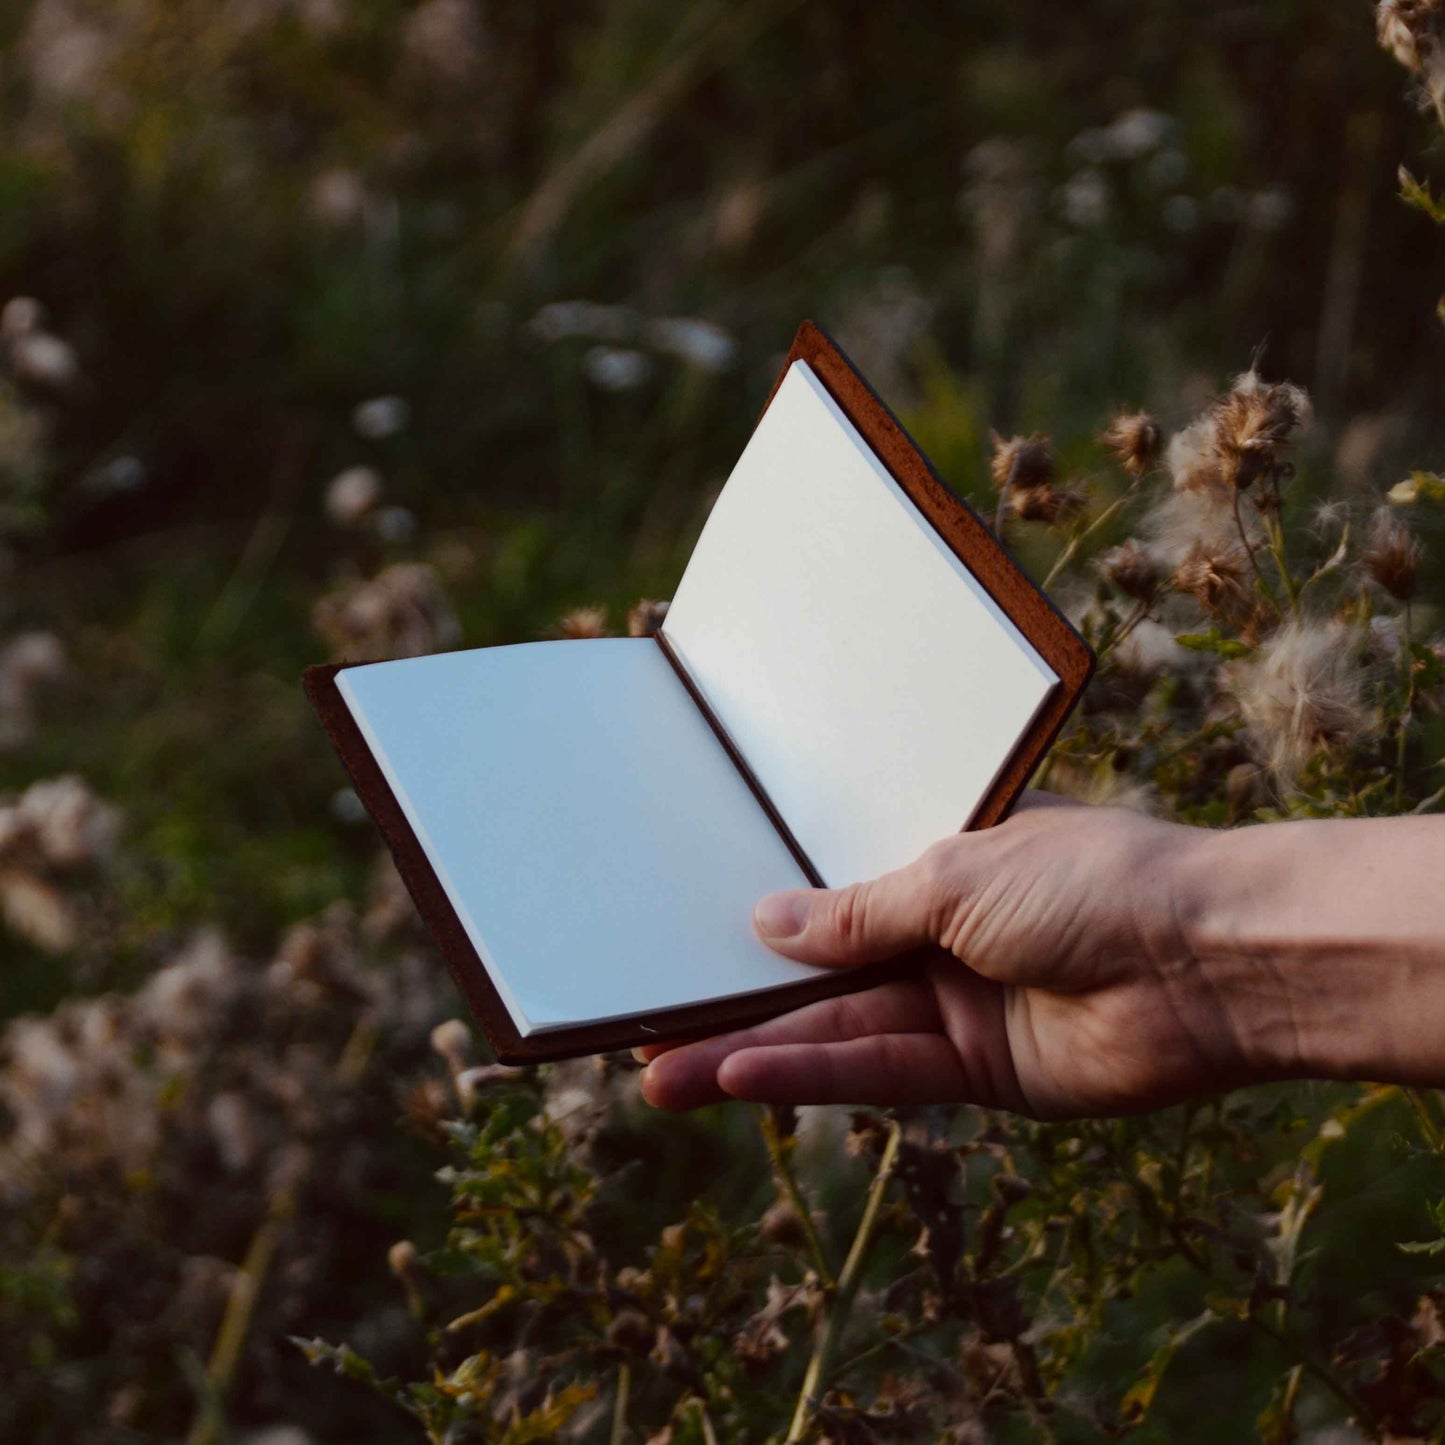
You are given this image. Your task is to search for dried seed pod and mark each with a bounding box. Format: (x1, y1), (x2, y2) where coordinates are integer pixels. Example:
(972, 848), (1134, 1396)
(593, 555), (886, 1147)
(1211, 374), (1310, 491)
(626, 598), (669, 637)
(429, 1019), (471, 1072)
(1098, 539), (1163, 601)
(1363, 506), (1423, 601)
(759, 1199), (808, 1248)
(1174, 544), (1250, 617)
(988, 432), (1054, 492)
(606, 1308), (655, 1354)
(1377, 0), (1445, 73)
(556, 605), (609, 639)
(1009, 482), (1086, 525)
(1100, 411), (1163, 479)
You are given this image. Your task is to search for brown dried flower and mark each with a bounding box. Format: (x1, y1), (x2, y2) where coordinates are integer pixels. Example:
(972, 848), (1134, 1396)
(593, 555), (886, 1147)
(627, 598), (669, 637)
(759, 1198), (808, 1248)
(988, 432), (1054, 492)
(312, 562), (461, 660)
(1363, 506), (1423, 601)
(1100, 411), (1163, 479)
(1211, 372), (1311, 491)
(1009, 480), (1086, 525)
(556, 605), (609, 639)
(1377, 0), (1445, 75)
(607, 1308), (655, 1354)
(1173, 544), (1250, 617)
(1098, 539), (1163, 601)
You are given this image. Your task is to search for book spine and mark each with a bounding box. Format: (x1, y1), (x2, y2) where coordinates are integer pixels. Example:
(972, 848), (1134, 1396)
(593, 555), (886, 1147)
(652, 631), (825, 889)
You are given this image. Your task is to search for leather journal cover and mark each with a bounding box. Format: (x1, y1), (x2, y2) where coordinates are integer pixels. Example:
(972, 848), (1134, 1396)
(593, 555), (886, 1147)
(304, 322), (1094, 1064)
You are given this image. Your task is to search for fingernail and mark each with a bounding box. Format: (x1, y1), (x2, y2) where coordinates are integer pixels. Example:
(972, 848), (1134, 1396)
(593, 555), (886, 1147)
(631, 1047), (648, 1065)
(754, 890), (812, 940)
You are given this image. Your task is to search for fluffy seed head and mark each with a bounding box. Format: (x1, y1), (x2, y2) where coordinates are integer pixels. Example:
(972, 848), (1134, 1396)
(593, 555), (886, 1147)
(1225, 620), (1373, 787)
(1362, 506), (1423, 601)
(1100, 412), (1163, 479)
(1165, 415), (1224, 493)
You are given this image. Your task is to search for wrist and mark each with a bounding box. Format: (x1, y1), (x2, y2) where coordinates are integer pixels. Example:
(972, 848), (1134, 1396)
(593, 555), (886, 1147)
(1181, 818), (1445, 1089)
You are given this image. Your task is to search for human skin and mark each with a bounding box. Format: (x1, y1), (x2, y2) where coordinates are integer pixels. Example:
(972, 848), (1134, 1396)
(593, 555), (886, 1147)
(637, 794), (1445, 1118)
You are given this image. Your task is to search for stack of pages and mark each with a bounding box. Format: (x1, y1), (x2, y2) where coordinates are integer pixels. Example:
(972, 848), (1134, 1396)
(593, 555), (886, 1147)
(307, 324), (1092, 1061)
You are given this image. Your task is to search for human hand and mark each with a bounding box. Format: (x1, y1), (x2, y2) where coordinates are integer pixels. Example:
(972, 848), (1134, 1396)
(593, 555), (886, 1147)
(638, 795), (1303, 1119)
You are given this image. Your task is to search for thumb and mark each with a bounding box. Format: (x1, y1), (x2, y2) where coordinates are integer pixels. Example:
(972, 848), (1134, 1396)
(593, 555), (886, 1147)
(753, 847), (960, 967)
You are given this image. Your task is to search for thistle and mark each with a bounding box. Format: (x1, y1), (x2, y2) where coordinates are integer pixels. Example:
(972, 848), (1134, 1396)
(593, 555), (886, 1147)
(1363, 505), (1423, 602)
(556, 605), (610, 639)
(1100, 410), (1163, 479)
(1210, 372), (1310, 492)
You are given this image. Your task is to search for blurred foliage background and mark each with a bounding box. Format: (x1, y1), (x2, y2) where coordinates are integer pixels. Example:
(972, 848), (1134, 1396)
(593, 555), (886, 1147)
(3, 1), (1445, 1442)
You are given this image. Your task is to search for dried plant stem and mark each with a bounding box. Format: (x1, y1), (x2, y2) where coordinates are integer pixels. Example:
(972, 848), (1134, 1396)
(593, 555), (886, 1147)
(994, 451), (1024, 539)
(1095, 597), (1153, 663)
(186, 1013), (378, 1445)
(830, 1319), (930, 1384)
(610, 1363), (630, 1445)
(186, 1148), (311, 1445)
(1232, 490), (1276, 604)
(1397, 604), (1416, 813)
(689, 1397), (720, 1445)
(1264, 509), (1300, 613)
(1042, 482), (1139, 591)
(1411, 781), (1445, 815)
(760, 1107), (836, 1288)
(1405, 1087), (1445, 1154)
(785, 1119), (902, 1443)
(505, 0), (803, 264)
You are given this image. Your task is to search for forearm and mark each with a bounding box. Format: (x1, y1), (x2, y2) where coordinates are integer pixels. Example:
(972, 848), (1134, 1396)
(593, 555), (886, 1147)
(1186, 816), (1445, 1088)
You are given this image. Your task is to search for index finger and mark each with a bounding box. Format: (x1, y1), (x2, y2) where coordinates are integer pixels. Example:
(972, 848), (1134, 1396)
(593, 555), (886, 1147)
(639, 978), (941, 1110)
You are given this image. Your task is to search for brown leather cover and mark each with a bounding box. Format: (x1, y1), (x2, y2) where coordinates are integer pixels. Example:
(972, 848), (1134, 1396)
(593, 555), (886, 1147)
(303, 322), (1093, 1064)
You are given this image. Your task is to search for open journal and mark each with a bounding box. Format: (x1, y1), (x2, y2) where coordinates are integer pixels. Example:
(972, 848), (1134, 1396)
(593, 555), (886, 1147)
(305, 323), (1093, 1062)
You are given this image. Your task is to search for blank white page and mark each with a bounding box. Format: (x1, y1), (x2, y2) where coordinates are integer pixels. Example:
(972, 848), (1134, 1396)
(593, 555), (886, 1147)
(337, 640), (818, 1036)
(663, 360), (1058, 886)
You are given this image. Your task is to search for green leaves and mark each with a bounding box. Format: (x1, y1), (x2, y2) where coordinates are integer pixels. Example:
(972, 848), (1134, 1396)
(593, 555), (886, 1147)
(1173, 629), (1255, 658)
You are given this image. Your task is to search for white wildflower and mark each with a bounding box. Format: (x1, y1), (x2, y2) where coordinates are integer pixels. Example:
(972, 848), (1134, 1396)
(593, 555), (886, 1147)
(582, 346), (653, 393)
(352, 395), (409, 439)
(324, 466), (383, 525)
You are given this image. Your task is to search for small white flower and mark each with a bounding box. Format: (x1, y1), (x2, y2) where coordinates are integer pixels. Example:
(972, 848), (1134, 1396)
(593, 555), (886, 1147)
(643, 317), (737, 372)
(582, 346), (653, 393)
(325, 466), (383, 525)
(1059, 169), (1109, 228)
(524, 300), (639, 345)
(12, 332), (78, 391)
(0, 297), (45, 342)
(352, 395), (409, 440)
